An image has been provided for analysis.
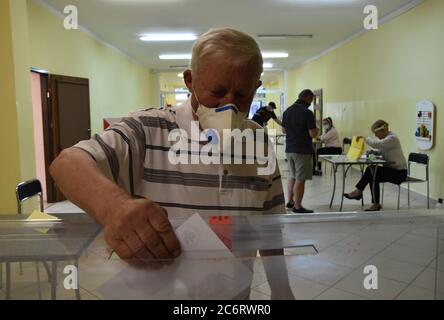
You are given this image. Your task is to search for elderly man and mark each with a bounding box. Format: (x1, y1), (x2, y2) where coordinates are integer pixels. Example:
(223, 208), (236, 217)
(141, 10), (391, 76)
(50, 28), (293, 299)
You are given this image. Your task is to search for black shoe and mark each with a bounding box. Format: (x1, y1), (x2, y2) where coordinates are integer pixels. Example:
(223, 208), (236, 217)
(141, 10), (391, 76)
(344, 193), (363, 201)
(286, 202), (295, 209)
(365, 205), (382, 212)
(292, 207), (314, 214)
(313, 171), (323, 176)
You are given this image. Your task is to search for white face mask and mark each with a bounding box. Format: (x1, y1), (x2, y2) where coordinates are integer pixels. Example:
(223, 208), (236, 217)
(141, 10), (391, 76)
(193, 92), (247, 136)
(192, 92), (274, 177)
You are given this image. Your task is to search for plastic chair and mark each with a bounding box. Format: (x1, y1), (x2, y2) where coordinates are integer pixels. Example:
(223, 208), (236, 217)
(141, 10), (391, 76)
(342, 137), (352, 154)
(16, 179), (44, 214)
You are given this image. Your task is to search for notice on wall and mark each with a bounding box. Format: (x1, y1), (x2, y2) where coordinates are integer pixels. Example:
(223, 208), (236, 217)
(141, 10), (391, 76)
(415, 100), (435, 151)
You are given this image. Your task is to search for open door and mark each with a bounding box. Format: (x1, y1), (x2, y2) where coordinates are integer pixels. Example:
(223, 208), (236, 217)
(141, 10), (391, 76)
(46, 75), (91, 202)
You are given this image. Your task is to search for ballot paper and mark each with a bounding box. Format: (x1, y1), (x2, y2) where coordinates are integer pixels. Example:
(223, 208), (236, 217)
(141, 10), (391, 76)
(27, 210), (59, 234)
(175, 213), (233, 259)
(27, 210), (59, 221)
(95, 213), (254, 300)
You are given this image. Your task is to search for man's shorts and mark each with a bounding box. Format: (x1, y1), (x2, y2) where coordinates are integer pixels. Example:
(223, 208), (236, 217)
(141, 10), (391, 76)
(286, 153), (313, 181)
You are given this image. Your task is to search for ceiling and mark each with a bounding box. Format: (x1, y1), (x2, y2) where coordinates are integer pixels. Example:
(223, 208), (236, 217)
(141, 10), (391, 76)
(40, 0), (418, 71)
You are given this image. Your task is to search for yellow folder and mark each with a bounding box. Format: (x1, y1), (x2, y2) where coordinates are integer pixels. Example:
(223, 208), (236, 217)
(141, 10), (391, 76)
(347, 136), (365, 160)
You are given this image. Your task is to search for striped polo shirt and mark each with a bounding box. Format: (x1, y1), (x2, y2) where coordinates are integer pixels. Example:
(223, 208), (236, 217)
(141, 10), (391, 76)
(74, 99), (285, 217)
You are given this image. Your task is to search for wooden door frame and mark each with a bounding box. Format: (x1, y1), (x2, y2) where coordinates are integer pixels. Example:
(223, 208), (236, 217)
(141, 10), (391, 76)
(35, 72), (57, 203)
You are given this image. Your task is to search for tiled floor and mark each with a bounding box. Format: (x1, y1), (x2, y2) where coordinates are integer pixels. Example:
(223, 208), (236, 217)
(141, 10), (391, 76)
(3, 160), (443, 300)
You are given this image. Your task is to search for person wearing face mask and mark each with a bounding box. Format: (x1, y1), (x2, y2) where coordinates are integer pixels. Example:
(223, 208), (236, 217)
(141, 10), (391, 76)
(313, 117), (342, 175)
(252, 102), (283, 128)
(282, 89), (319, 214)
(344, 120), (407, 212)
(50, 27), (294, 300)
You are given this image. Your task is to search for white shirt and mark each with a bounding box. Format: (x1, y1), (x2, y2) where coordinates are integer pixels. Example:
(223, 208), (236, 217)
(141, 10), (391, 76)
(74, 99), (285, 217)
(366, 132), (407, 171)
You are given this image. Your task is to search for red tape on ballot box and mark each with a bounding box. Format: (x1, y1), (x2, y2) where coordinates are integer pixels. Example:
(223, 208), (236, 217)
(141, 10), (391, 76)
(208, 216), (232, 251)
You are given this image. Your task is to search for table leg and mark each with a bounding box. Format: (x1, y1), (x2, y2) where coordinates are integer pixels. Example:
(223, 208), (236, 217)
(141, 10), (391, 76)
(360, 165), (365, 207)
(6, 262), (11, 300)
(51, 261), (58, 300)
(340, 165), (352, 212)
(75, 260), (81, 300)
(372, 165), (379, 205)
(329, 164), (338, 208)
(36, 262), (42, 300)
(314, 147), (318, 174)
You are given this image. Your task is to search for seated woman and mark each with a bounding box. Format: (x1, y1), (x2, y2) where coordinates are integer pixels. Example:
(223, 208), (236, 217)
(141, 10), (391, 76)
(314, 117), (342, 175)
(344, 120), (408, 212)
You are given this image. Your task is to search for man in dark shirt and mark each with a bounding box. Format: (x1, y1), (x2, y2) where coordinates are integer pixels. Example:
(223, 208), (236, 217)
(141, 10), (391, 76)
(252, 102), (282, 127)
(282, 89), (319, 214)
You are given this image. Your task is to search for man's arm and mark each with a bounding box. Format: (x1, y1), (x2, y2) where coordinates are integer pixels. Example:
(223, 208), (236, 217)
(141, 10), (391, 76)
(271, 111), (283, 126)
(50, 148), (181, 260)
(365, 135), (396, 149)
(307, 111), (319, 138)
(273, 118), (283, 126)
(309, 127), (319, 139)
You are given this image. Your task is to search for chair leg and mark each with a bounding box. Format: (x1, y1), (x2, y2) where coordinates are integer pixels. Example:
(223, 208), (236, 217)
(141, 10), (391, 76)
(408, 183), (410, 207)
(427, 180), (430, 209)
(381, 183), (385, 206)
(40, 261), (51, 283)
(397, 185), (401, 210)
(35, 262), (42, 300)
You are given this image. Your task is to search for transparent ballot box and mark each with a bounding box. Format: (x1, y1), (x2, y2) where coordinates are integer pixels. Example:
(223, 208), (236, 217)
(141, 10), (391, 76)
(1, 211), (444, 300)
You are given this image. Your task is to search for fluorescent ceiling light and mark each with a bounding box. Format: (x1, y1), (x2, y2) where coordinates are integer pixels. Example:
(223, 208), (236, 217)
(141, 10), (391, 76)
(140, 33), (197, 41)
(262, 52), (289, 58)
(263, 63), (273, 69)
(258, 34), (313, 39)
(31, 67), (49, 74)
(159, 54), (192, 60)
(160, 52), (288, 60)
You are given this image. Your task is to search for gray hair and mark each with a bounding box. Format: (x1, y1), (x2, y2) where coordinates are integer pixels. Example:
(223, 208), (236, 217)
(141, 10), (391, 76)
(190, 28), (263, 78)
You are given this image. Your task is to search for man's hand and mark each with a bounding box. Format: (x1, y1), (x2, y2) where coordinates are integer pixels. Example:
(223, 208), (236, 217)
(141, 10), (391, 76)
(103, 198), (181, 261)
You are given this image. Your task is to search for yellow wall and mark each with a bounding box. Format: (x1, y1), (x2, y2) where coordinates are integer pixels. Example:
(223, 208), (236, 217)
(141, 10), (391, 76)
(27, 0), (153, 134)
(11, 0), (35, 184)
(0, 0), (154, 213)
(287, 0), (444, 200)
(0, 0), (22, 213)
(262, 72), (285, 133)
